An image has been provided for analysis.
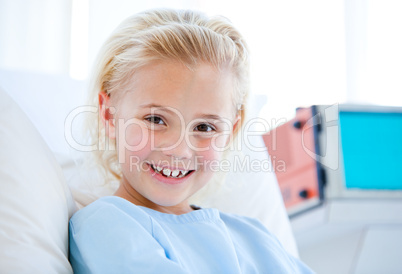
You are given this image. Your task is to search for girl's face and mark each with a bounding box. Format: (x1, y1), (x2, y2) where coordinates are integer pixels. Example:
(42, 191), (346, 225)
(103, 61), (239, 214)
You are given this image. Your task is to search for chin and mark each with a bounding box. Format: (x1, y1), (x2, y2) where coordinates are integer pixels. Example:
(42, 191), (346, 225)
(147, 193), (190, 208)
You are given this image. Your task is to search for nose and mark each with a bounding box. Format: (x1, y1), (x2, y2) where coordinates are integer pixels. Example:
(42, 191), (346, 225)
(160, 131), (193, 160)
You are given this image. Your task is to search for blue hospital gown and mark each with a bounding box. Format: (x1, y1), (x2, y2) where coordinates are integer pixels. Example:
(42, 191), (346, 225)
(69, 196), (313, 273)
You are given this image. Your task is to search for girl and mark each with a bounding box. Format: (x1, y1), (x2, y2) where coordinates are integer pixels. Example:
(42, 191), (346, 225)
(69, 8), (313, 273)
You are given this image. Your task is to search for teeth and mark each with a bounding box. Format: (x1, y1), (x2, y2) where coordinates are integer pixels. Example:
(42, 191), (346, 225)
(171, 170), (180, 177)
(181, 170), (188, 176)
(152, 164), (190, 178)
(162, 168), (171, 176)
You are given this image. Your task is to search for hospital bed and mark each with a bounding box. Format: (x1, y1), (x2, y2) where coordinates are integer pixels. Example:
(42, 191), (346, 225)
(0, 69), (297, 273)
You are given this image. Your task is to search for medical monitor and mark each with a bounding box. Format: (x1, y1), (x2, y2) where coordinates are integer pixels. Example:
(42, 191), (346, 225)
(317, 104), (402, 199)
(264, 104), (402, 217)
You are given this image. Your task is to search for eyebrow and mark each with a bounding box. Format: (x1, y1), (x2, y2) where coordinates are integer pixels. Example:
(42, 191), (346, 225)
(139, 103), (226, 122)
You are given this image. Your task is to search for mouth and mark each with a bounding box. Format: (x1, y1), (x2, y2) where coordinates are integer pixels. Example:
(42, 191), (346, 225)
(148, 163), (195, 179)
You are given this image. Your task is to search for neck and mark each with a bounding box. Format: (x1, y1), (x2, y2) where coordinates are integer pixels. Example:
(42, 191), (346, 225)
(114, 179), (194, 215)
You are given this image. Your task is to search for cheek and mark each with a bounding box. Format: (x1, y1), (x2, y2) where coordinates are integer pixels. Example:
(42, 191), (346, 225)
(195, 142), (225, 174)
(199, 149), (220, 162)
(116, 121), (152, 165)
(210, 134), (231, 150)
(188, 133), (230, 151)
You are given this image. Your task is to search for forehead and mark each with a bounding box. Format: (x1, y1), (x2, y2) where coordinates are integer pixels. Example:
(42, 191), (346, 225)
(116, 61), (236, 119)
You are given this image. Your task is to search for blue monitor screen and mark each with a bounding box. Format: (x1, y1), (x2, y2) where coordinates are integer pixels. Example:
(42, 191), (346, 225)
(339, 111), (402, 190)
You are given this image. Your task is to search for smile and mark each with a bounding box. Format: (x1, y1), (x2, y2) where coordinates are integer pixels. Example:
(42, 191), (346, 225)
(149, 164), (194, 179)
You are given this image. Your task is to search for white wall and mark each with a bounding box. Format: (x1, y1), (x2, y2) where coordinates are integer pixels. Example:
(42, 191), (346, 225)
(0, 0), (71, 75)
(0, 0), (400, 123)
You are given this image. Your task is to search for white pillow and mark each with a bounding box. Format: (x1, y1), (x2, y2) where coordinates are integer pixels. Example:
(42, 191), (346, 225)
(0, 86), (77, 273)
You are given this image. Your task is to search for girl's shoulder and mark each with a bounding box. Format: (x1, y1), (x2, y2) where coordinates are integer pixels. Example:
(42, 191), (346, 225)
(70, 196), (270, 234)
(69, 196), (152, 234)
(69, 196), (221, 232)
(218, 210), (273, 235)
(70, 196), (274, 244)
(218, 211), (288, 250)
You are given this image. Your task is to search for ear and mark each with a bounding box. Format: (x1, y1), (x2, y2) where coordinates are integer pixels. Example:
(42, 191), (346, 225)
(232, 114), (241, 133)
(99, 91), (116, 139)
(226, 114), (241, 146)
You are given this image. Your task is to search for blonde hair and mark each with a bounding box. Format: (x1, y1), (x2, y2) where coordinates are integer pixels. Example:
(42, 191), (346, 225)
(88, 8), (250, 182)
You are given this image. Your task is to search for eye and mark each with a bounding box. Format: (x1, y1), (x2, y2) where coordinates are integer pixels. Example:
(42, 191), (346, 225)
(145, 115), (165, 125)
(194, 123), (216, 132)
